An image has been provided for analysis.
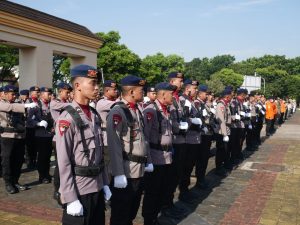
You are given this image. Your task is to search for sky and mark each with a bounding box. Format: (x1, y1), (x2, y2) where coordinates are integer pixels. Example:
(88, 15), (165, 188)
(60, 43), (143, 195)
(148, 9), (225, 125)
(10, 0), (300, 62)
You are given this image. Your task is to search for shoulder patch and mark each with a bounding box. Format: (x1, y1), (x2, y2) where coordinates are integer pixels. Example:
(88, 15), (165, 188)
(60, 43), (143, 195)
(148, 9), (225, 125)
(58, 120), (70, 136)
(146, 112), (153, 121)
(113, 114), (122, 128)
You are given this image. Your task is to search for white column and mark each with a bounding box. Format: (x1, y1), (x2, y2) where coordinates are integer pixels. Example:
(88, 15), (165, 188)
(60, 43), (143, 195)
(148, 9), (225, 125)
(19, 45), (53, 90)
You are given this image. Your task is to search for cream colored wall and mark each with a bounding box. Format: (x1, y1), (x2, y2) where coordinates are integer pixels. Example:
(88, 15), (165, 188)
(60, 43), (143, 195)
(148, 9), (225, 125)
(0, 21), (99, 90)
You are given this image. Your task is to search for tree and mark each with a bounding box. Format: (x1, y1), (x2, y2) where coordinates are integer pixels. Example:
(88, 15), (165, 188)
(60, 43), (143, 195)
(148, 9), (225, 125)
(206, 76), (225, 96)
(210, 68), (244, 90)
(96, 31), (141, 81)
(53, 55), (70, 86)
(139, 53), (185, 84)
(0, 45), (18, 80)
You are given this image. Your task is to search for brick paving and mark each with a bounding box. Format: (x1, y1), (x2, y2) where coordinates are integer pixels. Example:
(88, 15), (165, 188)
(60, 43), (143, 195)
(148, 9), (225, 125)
(0, 110), (299, 224)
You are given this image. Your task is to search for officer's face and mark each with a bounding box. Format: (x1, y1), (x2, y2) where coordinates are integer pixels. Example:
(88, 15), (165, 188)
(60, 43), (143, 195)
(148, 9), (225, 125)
(20, 95), (28, 101)
(147, 92), (157, 102)
(31, 91), (40, 99)
(5, 92), (16, 102)
(59, 89), (70, 101)
(170, 78), (183, 90)
(198, 91), (207, 101)
(132, 86), (144, 102)
(164, 91), (173, 105)
(107, 87), (118, 99)
(41, 92), (51, 102)
(78, 78), (99, 100)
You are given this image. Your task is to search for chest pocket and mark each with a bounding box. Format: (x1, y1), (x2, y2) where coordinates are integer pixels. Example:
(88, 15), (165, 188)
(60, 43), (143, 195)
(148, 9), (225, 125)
(76, 126), (96, 151)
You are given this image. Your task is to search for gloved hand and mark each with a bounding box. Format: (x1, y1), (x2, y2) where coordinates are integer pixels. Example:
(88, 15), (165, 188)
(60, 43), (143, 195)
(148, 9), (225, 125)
(179, 121), (188, 130)
(114, 175), (127, 188)
(89, 101), (96, 108)
(103, 185), (112, 201)
(143, 96), (150, 103)
(24, 102), (37, 108)
(210, 108), (216, 114)
(243, 102), (248, 108)
(145, 163), (154, 172)
(223, 135), (229, 142)
(202, 109), (208, 117)
(37, 120), (48, 129)
(235, 114), (241, 120)
(184, 100), (192, 110)
(248, 124), (253, 130)
(261, 110), (265, 115)
(246, 112), (252, 118)
(202, 127), (209, 134)
(240, 111), (246, 117)
(66, 200), (83, 216)
(191, 118), (202, 125)
(256, 104), (262, 110)
(213, 102), (217, 107)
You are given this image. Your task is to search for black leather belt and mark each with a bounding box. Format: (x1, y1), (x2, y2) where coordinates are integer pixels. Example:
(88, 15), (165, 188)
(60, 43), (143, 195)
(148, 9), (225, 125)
(73, 163), (104, 177)
(149, 143), (172, 152)
(122, 151), (147, 164)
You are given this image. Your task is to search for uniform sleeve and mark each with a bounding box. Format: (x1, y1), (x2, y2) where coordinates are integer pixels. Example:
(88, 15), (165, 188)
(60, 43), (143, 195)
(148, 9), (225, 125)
(170, 106), (180, 134)
(50, 101), (71, 112)
(143, 107), (155, 142)
(106, 108), (125, 176)
(55, 116), (77, 204)
(216, 104), (227, 136)
(0, 102), (25, 113)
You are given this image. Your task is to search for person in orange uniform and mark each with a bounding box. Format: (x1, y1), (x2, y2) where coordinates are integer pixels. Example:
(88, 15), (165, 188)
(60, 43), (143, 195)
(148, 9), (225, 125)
(279, 99), (286, 124)
(265, 96), (275, 136)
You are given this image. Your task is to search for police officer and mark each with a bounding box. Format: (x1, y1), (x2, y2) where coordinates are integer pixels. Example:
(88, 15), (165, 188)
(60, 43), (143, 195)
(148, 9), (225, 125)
(143, 86), (157, 109)
(107, 75), (151, 225)
(96, 80), (118, 170)
(255, 94), (265, 144)
(27, 87), (53, 183)
(26, 86), (40, 169)
(194, 85), (214, 189)
(215, 89), (232, 176)
(50, 82), (72, 203)
(19, 90), (29, 103)
(178, 79), (202, 202)
(245, 93), (257, 151)
(0, 85), (37, 193)
(56, 64), (111, 225)
(142, 82), (176, 225)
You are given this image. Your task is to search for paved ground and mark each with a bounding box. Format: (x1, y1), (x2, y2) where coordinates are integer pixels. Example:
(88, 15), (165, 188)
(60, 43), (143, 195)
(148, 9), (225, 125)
(0, 111), (299, 225)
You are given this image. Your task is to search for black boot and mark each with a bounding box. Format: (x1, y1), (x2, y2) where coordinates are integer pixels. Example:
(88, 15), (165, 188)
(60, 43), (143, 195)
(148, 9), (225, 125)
(5, 183), (18, 194)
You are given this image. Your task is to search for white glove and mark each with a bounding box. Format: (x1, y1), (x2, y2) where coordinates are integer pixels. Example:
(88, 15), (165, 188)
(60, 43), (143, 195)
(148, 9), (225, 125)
(184, 100), (192, 110)
(103, 185), (112, 201)
(243, 102), (248, 108)
(213, 102), (217, 107)
(24, 102), (37, 108)
(248, 124), (253, 130)
(179, 121), (188, 130)
(210, 108), (216, 114)
(246, 112), (252, 118)
(66, 200), (83, 216)
(261, 110), (265, 115)
(240, 111), (246, 117)
(37, 120), (48, 129)
(145, 163), (154, 172)
(202, 109), (208, 117)
(256, 104), (262, 110)
(114, 175), (127, 188)
(235, 114), (241, 120)
(203, 127), (209, 134)
(191, 118), (202, 125)
(223, 135), (229, 142)
(89, 101), (96, 108)
(143, 96), (150, 103)
(263, 105), (266, 109)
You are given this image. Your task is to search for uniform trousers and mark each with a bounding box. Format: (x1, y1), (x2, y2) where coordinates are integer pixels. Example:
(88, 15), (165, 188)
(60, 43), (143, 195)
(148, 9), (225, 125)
(110, 177), (143, 225)
(25, 128), (36, 167)
(265, 119), (272, 135)
(53, 141), (60, 192)
(179, 144), (199, 193)
(215, 134), (230, 169)
(1, 137), (25, 185)
(195, 135), (212, 183)
(62, 190), (105, 225)
(35, 136), (52, 180)
(229, 128), (243, 162)
(164, 143), (185, 207)
(142, 164), (172, 225)
(255, 119), (263, 144)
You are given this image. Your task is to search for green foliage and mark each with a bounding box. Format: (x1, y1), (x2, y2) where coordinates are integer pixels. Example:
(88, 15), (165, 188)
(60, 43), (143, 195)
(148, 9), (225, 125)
(210, 68), (244, 90)
(206, 76), (225, 96)
(96, 31), (141, 81)
(185, 55), (235, 83)
(53, 55), (70, 86)
(139, 53), (185, 84)
(0, 45), (18, 80)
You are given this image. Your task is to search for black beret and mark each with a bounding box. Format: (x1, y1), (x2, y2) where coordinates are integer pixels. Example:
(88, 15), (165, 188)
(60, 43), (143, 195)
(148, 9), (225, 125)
(120, 75), (146, 86)
(40, 87), (52, 93)
(29, 86), (40, 92)
(146, 86), (157, 92)
(57, 82), (72, 90)
(222, 89), (232, 96)
(198, 85), (208, 92)
(3, 85), (18, 93)
(168, 72), (184, 79)
(184, 79), (199, 86)
(104, 80), (117, 88)
(70, 64), (98, 78)
(20, 89), (29, 95)
(155, 82), (177, 91)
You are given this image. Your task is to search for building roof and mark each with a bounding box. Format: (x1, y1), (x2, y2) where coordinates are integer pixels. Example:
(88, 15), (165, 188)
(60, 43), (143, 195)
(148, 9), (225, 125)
(0, 0), (99, 40)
